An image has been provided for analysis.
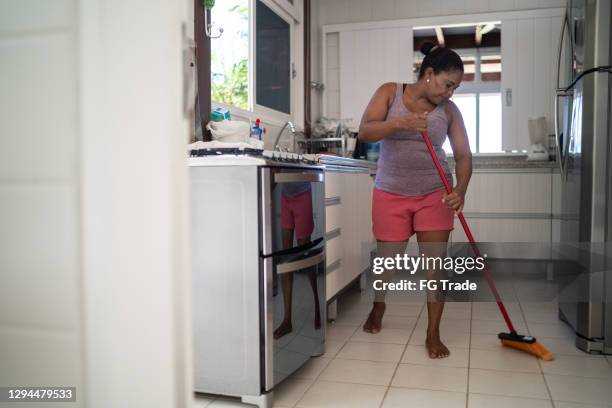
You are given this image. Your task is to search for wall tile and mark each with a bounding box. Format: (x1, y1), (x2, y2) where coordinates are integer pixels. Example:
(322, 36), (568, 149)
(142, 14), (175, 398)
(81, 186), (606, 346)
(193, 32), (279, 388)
(349, 0), (373, 22)
(465, 0), (489, 13)
(327, 90), (340, 115)
(539, 0), (565, 7)
(371, 0), (396, 21)
(441, 0), (467, 15)
(418, 0), (442, 17)
(514, 0), (538, 10)
(489, 0), (516, 11)
(395, 0), (419, 18)
(323, 0), (351, 25)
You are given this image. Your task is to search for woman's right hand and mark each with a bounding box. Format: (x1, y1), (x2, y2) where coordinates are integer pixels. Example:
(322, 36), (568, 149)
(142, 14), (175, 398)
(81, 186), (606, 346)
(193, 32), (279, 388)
(393, 112), (428, 133)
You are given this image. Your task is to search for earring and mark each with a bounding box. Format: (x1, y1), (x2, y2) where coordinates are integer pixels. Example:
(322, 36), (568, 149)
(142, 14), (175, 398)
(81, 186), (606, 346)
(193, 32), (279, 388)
(426, 79), (430, 83)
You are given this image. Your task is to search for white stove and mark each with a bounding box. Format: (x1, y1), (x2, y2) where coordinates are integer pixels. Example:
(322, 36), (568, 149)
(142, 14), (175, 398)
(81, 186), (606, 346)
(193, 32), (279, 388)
(189, 146), (322, 168)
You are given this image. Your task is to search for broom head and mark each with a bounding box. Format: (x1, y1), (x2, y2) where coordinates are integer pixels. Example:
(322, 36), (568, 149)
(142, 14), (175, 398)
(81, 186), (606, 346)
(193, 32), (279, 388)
(498, 331), (554, 361)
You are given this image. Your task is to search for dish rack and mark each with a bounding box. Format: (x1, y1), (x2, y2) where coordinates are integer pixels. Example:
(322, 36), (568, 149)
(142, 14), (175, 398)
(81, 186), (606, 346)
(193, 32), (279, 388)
(297, 121), (354, 156)
(297, 137), (346, 156)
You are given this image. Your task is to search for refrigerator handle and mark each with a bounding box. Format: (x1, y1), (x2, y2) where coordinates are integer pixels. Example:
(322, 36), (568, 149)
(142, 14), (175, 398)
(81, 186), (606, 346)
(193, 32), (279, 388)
(556, 9), (575, 89)
(554, 10), (571, 182)
(554, 93), (567, 182)
(555, 10), (567, 90)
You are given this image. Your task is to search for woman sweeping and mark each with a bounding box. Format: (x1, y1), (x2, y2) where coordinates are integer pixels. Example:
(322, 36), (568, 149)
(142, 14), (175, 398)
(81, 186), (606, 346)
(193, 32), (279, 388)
(358, 42), (472, 358)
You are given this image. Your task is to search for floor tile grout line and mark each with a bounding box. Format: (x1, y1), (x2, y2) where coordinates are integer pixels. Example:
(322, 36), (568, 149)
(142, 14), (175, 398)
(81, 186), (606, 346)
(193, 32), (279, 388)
(377, 301), (426, 408)
(466, 366), (548, 374)
(290, 293), (413, 407)
(519, 298), (557, 406)
(290, 319), (359, 408)
(539, 371), (612, 379)
(466, 390), (557, 401)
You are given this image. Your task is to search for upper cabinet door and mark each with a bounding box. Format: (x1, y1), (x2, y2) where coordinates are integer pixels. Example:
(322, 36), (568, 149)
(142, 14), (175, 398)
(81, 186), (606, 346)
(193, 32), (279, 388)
(336, 26), (413, 131)
(501, 14), (564, 150)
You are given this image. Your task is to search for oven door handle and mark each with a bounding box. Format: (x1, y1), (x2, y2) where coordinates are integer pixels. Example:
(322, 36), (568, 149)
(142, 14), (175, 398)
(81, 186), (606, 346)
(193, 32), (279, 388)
(276, 251), (326, 274)
(260, 237), (324, 259)
(274, 172), (324, 183)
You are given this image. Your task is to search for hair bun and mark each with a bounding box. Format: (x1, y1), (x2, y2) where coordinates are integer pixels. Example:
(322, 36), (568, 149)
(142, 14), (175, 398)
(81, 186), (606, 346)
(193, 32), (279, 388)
(420, 41), (437, 56)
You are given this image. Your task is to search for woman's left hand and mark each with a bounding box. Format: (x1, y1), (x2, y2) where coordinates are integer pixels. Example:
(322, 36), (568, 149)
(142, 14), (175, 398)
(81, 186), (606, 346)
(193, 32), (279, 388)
(442, 188), (465, 214)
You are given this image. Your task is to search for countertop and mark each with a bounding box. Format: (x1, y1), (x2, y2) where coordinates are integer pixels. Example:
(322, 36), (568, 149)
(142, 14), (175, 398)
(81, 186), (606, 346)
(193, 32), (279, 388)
(321, 154), (558, 172)
(447, 155), (558, 170)
(312, 154), (377, 169)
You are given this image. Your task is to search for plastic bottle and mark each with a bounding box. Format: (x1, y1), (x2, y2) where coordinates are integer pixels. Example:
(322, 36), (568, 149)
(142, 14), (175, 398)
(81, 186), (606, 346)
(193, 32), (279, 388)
(251, 119), (263, 140)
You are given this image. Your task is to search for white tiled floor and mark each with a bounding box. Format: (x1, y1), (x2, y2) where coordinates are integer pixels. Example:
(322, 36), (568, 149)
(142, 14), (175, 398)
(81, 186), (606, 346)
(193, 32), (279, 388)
(195, 287), (612, 408)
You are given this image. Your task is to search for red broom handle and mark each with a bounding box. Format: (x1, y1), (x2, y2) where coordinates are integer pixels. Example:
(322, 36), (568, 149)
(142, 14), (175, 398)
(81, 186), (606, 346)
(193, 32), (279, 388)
(420, 132), (516, 333)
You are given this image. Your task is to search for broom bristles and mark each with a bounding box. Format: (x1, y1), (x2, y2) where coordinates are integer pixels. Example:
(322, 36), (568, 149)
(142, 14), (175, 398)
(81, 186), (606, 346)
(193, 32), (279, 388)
(501, 339), (554, 361)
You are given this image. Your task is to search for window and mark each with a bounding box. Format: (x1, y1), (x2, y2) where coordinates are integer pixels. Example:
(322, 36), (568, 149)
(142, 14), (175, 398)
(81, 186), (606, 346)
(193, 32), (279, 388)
(437, 49), (502, 153)
(211, 0), (296, 118)
(211, 0), (249, 110)
(413, 21), (503, 154)
(256, 1), (291, 113)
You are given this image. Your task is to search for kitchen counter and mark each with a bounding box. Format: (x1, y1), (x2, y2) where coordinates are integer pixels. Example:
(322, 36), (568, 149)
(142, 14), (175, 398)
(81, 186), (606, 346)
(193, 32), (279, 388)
(447, 154), (558, 170)
(308, 154), (376, 169)
(317, 154), (558, 173)
(308, 154), (376, 174)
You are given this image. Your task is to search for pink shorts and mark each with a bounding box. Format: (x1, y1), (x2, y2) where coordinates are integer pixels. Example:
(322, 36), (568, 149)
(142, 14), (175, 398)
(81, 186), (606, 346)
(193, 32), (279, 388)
(372, 187), (454, 241)
(281, 190), (314, 239)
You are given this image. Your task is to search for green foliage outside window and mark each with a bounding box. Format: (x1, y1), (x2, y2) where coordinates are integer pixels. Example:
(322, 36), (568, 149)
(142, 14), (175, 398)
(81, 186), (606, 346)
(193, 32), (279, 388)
(211, 59), (248, 110)
(211, 1), (249, 110)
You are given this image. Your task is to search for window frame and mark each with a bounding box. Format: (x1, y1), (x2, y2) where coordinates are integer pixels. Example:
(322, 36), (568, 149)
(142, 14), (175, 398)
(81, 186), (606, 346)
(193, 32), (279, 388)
(272, 0), (301, 23)
(211, 0), (301, 127)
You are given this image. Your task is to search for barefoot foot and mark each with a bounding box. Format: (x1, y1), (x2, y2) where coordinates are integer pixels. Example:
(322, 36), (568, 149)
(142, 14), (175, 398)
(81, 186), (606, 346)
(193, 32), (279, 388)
(425, 329), (450, 358)
(274, 321), (292, 339)
(363, 302), (386, 333)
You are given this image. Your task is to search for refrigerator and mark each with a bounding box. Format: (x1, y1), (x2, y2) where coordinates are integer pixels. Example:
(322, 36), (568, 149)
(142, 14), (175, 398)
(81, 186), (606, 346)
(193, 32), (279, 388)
(555, 0), (612, 354)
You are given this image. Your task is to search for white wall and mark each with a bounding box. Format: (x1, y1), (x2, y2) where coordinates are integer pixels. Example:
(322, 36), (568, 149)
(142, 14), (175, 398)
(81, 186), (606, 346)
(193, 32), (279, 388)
(80, 1), (192, 407)
(310, 0), (566, 124)
(316, 0), (565, 26)
(1, 1), (192, 407)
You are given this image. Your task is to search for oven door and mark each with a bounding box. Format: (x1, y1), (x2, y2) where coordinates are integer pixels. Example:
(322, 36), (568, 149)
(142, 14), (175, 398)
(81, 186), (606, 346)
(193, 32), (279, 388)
(259, 167), (326, 391)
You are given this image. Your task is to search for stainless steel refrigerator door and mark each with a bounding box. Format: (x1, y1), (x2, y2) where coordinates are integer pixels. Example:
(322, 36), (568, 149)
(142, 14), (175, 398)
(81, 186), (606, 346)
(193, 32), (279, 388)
(604, 0), (612, 355)
(558, 0), (611, 353)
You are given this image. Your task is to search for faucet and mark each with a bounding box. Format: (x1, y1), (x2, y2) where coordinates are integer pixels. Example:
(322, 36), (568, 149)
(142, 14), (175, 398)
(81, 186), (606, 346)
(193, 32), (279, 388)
(274, 121), (295, 152)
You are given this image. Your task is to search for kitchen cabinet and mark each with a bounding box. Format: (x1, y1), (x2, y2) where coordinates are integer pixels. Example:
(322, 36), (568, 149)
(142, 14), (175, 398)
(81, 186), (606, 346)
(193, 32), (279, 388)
(324, 168), (375, 302)
(450, 168), (557, 259)
(501, 13), (564, 150)
(461, 172), (552, 214)
(337, 26), (413, 129)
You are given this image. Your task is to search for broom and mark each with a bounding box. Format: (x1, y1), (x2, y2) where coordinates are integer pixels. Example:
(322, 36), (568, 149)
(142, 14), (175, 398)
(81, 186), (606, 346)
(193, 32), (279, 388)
(420, 131), (554, 361)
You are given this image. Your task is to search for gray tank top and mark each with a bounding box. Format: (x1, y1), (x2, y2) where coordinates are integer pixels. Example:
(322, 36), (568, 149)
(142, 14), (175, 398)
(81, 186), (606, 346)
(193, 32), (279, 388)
(374, 83), (453, 196)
